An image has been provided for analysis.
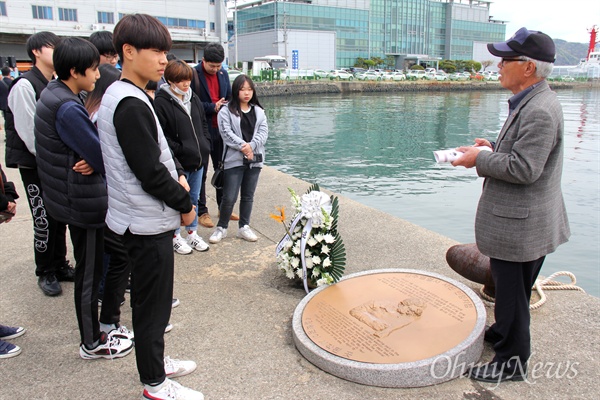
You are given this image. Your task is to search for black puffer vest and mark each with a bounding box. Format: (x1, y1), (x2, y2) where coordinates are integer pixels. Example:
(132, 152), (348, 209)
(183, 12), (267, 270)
(34, 80), (107, 228)
(4, 66), (48, 168)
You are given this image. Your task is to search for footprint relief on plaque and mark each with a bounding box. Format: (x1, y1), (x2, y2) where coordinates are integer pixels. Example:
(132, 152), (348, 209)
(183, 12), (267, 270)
(349, 298), (427, 338)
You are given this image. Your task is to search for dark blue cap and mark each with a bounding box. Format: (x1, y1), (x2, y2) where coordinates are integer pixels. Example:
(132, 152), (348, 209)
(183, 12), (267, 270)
(488, 27), (556, 63)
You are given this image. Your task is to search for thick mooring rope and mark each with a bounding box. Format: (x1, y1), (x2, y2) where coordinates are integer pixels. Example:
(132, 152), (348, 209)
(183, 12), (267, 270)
(479, 271), (586, 310)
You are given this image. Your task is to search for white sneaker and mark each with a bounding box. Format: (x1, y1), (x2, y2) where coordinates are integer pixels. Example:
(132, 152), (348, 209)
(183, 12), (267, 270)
(107, 324), (134, 341)
(164, 356), (197, 378)
(209, 227), (227, 244)
(165, 323), (173, 333)
(142, 378), (204, 400)
(186, 231), (209, 252)
(172, 298), (180, 308)
(237, 225), (258, 242)
(79, 332), (134, 360)
(173, 235), (193, 255)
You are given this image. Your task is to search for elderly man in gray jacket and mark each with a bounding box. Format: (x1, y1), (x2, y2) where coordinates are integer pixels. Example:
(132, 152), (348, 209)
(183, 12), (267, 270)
(453, 27), (570, 383)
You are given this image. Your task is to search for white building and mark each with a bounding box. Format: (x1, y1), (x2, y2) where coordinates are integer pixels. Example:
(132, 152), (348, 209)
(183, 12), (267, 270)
(0, 0), (230, 68)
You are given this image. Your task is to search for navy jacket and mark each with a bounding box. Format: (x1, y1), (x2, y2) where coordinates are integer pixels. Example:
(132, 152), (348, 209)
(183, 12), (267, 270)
(192, 62), (232, 119)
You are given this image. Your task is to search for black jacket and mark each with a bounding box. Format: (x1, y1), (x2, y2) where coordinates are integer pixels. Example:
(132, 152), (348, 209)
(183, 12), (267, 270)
(154, 88), (211, 171)
(0, 78), (8, 111)
(0, 164), (19, 211)
(4, 66), (49, 168)
(34, 80), (107, 229)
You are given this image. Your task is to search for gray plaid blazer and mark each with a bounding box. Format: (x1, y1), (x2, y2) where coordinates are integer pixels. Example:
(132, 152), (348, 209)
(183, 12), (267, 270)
(474, 80), (570, 262)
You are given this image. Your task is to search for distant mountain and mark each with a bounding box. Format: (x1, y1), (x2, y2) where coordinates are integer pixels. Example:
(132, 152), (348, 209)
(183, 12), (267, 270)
(554, 39), (591, 66)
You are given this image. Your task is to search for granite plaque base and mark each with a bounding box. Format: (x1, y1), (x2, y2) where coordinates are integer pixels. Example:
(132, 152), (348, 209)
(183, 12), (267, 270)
(292, 269), (486, 388)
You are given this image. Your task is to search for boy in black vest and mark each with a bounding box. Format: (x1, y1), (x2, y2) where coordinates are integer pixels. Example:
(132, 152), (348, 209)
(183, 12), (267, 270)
(97, 14), (202, 399)
(33, 37), (133, 360)
(4, 31), (75, 297)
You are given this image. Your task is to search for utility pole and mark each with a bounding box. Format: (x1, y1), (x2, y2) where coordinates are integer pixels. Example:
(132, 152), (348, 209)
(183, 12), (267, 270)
(234, 0), (238, 69)
(283, 11), (288, 66)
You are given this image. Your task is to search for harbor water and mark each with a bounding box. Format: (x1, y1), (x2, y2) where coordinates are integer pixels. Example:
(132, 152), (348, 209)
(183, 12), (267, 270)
(262, 88), (600, 297)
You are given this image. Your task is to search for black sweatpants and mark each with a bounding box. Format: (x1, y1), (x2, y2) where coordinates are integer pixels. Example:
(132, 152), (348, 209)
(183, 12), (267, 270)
(123, 229), (174, 385)
(19, 167), (68, 276)
(99, 227), (131, 325)
(70, 225), (104, 347)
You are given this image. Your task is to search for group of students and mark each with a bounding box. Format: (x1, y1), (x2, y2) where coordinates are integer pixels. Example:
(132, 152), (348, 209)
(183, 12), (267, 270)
(1, 13), (268, 400)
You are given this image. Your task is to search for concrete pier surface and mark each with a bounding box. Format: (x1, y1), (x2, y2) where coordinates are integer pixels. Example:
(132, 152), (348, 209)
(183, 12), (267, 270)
(1, 133), (598, 399)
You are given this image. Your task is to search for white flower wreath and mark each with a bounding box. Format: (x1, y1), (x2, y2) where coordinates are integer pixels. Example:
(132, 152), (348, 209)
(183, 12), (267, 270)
(272, 184), (346, 293)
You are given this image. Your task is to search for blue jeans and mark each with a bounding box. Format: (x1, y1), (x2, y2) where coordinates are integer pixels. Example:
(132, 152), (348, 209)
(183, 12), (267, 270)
(217, 165), (261, 229)
(176, 168), (203, 234)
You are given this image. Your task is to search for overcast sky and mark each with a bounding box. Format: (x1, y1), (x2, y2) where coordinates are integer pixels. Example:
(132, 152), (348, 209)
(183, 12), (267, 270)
(488, 0), (599, 43)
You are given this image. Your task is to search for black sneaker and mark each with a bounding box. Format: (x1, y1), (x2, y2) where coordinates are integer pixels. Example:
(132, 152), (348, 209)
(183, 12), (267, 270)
(38, 274), (62, 296)
(56, 261), (76, 282)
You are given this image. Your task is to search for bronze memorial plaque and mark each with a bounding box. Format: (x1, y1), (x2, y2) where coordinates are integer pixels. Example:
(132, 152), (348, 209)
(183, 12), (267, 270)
(301, 272), (477, 364)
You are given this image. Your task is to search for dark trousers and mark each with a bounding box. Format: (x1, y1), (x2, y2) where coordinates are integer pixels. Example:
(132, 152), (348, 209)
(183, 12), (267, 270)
(99, 228), (131, 325)
(123, 229), (174, 385)
(217, 165), (261, 229)
(19, 167), (68, 276)
(197, 157), (210, 216)
(208, 126), (224, 209)
(70, 225), (104, 347)
(489, 256), (545, 369)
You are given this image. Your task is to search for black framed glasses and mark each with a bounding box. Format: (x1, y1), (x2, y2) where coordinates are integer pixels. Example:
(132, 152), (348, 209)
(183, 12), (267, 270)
(499, 58), (527, 67)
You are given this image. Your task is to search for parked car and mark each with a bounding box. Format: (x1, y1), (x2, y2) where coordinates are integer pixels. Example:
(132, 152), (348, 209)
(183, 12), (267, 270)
(406, 70), (427, 80)
(279, 69), (315, 80)
(449, 72), (469, 81)
(350, 67), (367, 75)
(482, 71), (500, 81)
(227, 69), (243, 84)
(328, 69), (354, 80)
(356, 70), (382, 81)
(313, 69), (329, 79)
(432, 71), (448, 81)
(389, 71), (406, 81)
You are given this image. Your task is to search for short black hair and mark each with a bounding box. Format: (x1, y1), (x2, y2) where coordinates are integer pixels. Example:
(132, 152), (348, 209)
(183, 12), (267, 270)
(1, 66), (10, 76)
(85, 63), (121, 115)
(113, 14), (171, 61)
(26, 31), (61, 63)
(89, 31), (116, 56)
(203, 43), (225, 63)
(53, 37), (100, 81)
(145, 80), (158, 91)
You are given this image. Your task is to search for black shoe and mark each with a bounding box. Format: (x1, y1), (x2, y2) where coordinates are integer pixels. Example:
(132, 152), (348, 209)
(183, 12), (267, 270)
(38, 274), (62, 296)
(484, 326), (501, 345)
(56, 261), (75, 282)
(468, 362), (527, 383)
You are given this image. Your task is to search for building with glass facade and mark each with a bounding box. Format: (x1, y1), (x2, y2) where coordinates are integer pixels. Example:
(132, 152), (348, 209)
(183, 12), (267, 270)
(231, 0), (507, 70)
